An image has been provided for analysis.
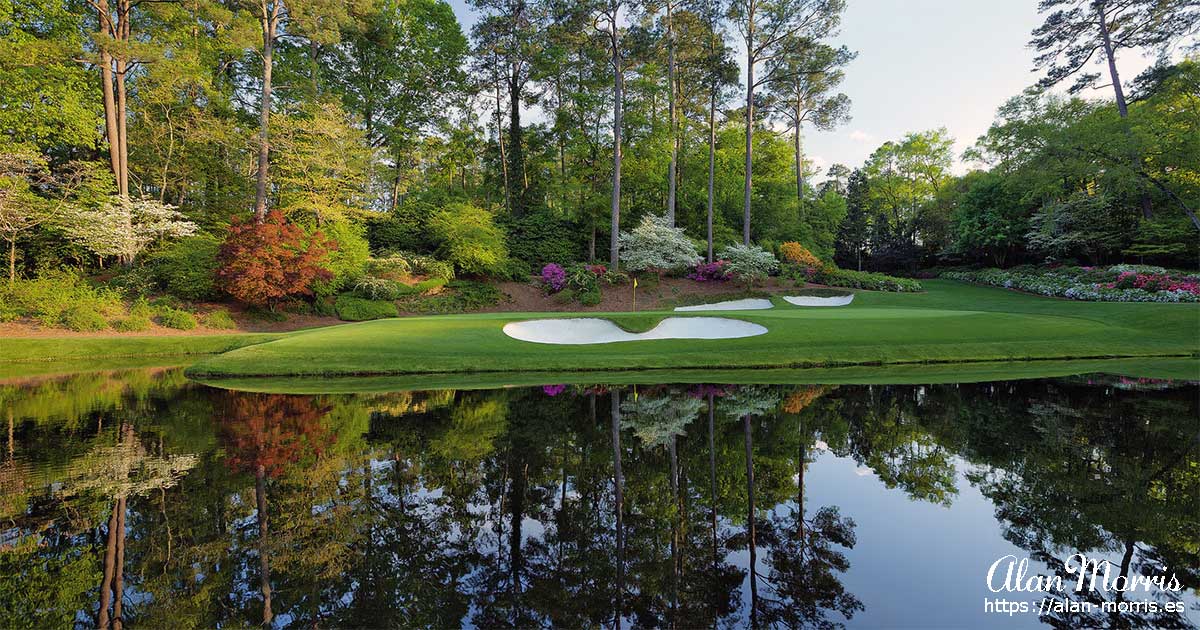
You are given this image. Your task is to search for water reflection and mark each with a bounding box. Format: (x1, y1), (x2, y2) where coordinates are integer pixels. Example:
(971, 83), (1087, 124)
(0, 370), (1196, 628)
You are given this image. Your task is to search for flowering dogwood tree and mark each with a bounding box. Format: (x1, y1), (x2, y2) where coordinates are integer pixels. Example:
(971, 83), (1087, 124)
(618, 214), (700, 274)
(65, 197), (196, 266)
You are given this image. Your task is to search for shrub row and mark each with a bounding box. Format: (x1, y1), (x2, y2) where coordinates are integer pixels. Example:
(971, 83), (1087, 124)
(942, 266), (1200, 302)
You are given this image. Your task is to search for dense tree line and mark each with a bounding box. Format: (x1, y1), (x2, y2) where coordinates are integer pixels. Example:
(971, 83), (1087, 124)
(0, 0), (1195, 297)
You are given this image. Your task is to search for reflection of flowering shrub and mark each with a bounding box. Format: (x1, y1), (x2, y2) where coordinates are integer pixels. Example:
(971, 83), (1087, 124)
(943, 266), (1200, 303)
(688, 260), (729, 282)
(540, 263), (567, 293)
(542, 384), (567, 396)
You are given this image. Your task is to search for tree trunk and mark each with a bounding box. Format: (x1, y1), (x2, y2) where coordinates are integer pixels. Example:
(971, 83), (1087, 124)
(254, 6), (276, 224)
(114, 2), (129, 198)
(666, 2), (677, 226)
(610, 13), (624, 269)
(794, 96), (804, 207)
(706, 90), (717, 263)
(509, 56), (525, 216)
(496, 80), (511, 214)
(96, 1), (123, 196)
(8, 240), (15, 284)
(1097, 1), (1154, 219)
(743, 31), (755, 246)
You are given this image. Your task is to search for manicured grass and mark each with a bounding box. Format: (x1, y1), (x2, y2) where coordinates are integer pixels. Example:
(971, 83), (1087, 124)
(187, 280), (1200, 378)
(0, 333), (284, 365)
(195, 358), (1200, 394)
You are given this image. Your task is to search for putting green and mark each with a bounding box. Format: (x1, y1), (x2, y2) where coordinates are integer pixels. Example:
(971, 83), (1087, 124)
(186, 280), (1200, 378)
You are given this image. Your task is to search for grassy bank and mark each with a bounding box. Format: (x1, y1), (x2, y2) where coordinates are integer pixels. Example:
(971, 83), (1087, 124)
(0, 333), (284, 366)
(187, 280), (1200, 378)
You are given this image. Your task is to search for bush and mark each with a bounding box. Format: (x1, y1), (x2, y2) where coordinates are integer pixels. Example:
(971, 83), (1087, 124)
(501, 208), (581, 267)
(110, 265), (158, 298)
(2, 271), (123, 327)
(578, 289), (602, 306)
(814, 266), (922, 292)
(63, 305), (108, 332)
(618, 214), (701, 274)
(565, 263), (600, 294)
(156, 306), (198, 330)
(397, 280), (501, 314)
(313, 220), (370, 297)
(376, 251), (454, 280)
(780, 242), (822, 268)
(334, 294), (399, 321)
(111, 314), (152, 332)
(429, 202), (508, 276)
(203, 308), (238, 330)
(942, 266), (1197, 302)
(365, 200), (436, 253)
(148, 233), (221, 300)
(414, 277), (447, 294)
(352, 276), (414, 300)
(540, 263), (567, 293)
(687, 260), (729, 282)
(497, 257), (532, 281)
(718, 244), (778, 284)
(217, 211), (333, 309)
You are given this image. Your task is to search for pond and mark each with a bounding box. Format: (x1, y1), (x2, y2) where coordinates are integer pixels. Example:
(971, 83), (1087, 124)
(1, 369), (1197, 628)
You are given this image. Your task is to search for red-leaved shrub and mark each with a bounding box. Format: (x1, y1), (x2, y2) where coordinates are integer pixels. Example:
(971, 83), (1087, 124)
(217, 211), (334, 308)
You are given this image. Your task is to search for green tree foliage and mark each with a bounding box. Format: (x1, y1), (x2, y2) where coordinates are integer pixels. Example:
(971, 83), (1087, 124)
(429, 202), (509, 275)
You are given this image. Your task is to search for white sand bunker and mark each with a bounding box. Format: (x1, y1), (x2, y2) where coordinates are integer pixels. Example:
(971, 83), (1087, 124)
(674, 298), (774, 312)
(783, 294), (854, 307)
(503, 317), (767, 345)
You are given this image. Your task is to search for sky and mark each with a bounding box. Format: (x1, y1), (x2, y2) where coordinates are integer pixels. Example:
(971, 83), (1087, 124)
(445, 0), (1166, 178)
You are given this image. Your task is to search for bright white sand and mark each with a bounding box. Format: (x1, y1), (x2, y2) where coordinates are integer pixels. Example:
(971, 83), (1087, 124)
(674, 298), (774, 312)
(502, 317), (768, 345)
(783, 294), (854, 307)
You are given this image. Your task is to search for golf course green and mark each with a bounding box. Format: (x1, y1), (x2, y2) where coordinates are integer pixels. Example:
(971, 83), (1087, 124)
(186, 280), (1200, 378)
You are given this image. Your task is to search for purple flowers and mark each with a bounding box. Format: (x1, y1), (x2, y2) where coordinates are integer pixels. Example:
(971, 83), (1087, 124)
(540, 263), (567, 293)
(687, 260), (729, 282)
(542, 384), (567, 396)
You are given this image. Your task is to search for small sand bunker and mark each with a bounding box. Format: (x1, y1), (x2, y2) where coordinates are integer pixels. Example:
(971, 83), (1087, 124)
(783, 294), (854, 307)
(674, 298), (774, 312)
(503, 317), (767, 345)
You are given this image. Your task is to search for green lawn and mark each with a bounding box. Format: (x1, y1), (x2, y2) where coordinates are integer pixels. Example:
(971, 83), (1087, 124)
(0, 333), (283, 366)
(186, 280), (1200, 378)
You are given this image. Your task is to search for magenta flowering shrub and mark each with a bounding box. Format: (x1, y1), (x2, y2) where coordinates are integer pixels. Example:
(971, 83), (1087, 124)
(1104, 272), (1200, 295)
(540, 263), (567, 292)
(542, 384), (567, 396)
(687, 260), (729, 282)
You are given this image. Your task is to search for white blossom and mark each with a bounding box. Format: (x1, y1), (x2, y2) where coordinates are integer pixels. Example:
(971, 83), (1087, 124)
(65, 196), (196, 265)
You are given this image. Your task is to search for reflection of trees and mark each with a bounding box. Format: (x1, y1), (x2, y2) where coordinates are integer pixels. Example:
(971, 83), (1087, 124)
(954, 381), (1200, 629)
(761, 385), (863, 629)
(218, 392), (333, 626)
(4, 370), (1197, 628)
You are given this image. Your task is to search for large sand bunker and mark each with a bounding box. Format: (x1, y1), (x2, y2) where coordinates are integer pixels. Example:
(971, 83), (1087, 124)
(674, 298), (774, 312)
(783, 294), (854, 307)
(503, 317), (768, 345)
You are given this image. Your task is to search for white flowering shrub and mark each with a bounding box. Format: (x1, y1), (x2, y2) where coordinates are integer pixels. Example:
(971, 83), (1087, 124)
(618, 214), (701, 273)
(65, 197), (196, 265)
(718, 243), (778, 284)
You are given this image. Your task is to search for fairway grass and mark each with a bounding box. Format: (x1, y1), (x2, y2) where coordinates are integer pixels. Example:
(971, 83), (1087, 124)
(187, 280), (1200, 379)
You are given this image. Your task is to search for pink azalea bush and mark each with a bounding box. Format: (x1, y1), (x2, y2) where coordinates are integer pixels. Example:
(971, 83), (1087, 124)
(687, 260), (729, 282)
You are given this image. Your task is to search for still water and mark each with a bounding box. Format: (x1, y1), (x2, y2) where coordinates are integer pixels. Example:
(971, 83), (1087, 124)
(1, 369), (1197, 628)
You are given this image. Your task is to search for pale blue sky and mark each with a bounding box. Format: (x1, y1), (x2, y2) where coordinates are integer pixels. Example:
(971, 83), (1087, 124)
(445, 0), (1163, 176)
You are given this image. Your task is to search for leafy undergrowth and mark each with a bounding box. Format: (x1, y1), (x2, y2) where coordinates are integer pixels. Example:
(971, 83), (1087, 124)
(397, 280), (502, 314)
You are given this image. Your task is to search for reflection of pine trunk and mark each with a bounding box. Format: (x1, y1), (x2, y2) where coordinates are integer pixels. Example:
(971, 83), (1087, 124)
(611, 390), (625, 630)
(744, 415), (758, 628)
(509, 454), (527, 621)
(98, 501), (118, 629)
(669, 435), (679, 626)
(797, 418), (806, 547)
(707, 394), (718, 565)
(256, 464), (273, 627)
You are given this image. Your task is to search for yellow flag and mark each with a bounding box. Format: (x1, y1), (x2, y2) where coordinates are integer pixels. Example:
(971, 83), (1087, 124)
(633, 277), (638, 289)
